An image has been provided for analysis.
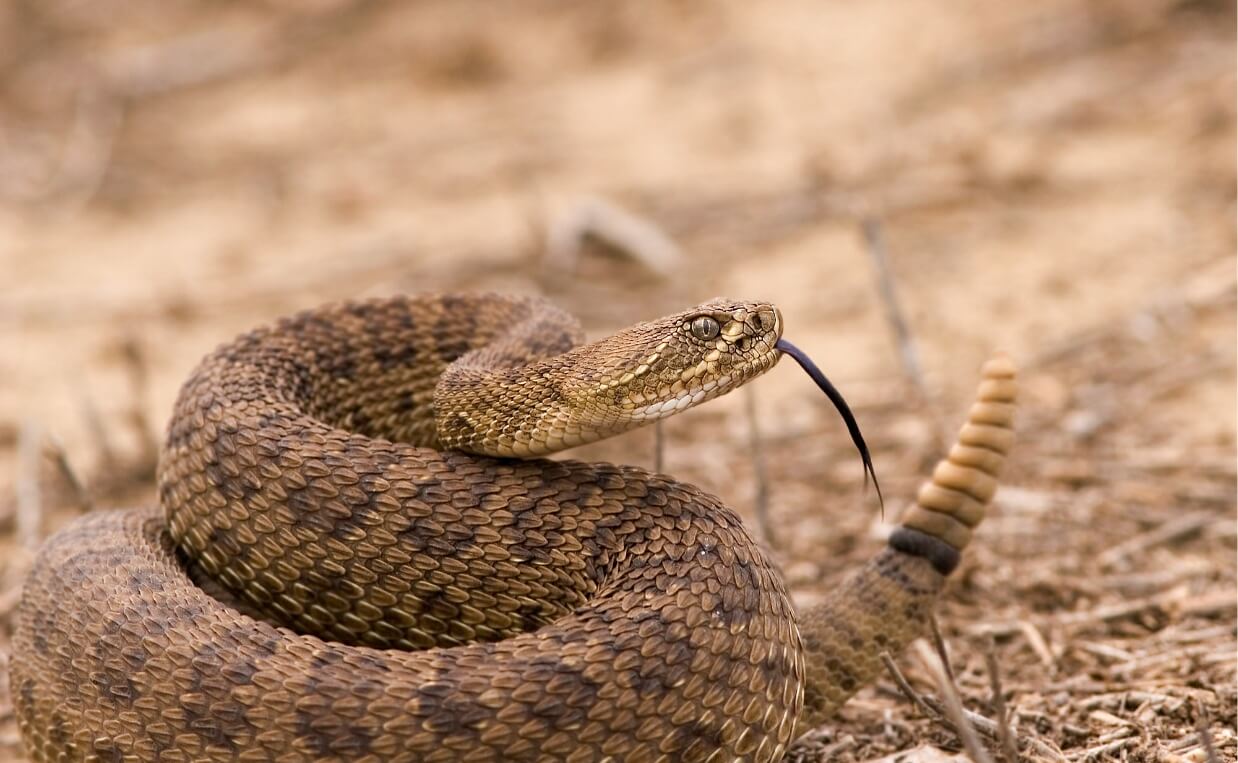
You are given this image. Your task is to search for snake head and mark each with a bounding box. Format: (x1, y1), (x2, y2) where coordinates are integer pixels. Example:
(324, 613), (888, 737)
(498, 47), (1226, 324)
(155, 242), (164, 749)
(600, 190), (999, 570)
(601, 298), (784, 425)
(436, 298), (785, 458)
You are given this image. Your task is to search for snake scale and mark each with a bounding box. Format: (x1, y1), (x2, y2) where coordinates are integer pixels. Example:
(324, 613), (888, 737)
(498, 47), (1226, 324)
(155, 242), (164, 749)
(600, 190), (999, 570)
(11, 294), (1017, 762)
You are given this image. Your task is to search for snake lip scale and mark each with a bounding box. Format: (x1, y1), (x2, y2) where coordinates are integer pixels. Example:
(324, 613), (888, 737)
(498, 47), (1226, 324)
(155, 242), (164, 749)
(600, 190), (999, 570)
(11, 293), (1017, 763)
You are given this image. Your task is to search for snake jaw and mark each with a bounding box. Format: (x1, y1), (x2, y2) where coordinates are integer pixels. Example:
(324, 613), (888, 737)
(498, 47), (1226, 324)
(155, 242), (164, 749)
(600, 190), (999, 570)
(619, 303), (783, 425)
(626, 346), (781, 424)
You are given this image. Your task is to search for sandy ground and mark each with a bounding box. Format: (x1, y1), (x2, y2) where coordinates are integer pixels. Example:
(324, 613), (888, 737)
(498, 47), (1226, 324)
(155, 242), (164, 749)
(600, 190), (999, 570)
(0, 0), (1234, 760)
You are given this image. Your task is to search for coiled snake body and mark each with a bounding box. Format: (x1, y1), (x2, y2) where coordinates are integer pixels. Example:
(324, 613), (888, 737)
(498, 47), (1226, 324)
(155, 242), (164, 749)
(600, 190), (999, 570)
(11, 294), (1017, 762)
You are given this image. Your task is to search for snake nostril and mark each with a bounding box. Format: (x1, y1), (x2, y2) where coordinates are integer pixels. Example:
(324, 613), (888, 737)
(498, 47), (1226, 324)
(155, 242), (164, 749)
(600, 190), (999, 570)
(756, 308), (777, 333)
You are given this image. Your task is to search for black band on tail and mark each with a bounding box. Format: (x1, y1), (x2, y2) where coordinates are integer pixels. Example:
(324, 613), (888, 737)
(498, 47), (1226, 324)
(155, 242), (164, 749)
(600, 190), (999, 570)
(888, 527), (961, 576)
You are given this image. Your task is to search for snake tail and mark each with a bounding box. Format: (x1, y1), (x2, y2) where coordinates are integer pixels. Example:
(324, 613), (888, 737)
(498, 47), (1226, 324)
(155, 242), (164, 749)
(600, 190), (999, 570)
(795, 353), (1017, 730)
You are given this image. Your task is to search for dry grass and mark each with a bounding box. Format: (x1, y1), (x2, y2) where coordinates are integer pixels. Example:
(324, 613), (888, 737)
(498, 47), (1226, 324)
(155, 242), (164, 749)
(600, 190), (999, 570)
(1, 0), (1234, 760)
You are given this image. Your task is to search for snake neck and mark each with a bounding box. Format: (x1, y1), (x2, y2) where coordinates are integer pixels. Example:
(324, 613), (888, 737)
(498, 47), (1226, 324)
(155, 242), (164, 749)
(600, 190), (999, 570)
(434, 346), (782, 460)
(432, 362), (591, 456)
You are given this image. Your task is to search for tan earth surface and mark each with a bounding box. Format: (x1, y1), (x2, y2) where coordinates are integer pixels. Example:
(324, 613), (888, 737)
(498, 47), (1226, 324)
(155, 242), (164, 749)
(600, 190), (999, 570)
(1, 1), (1234, 760)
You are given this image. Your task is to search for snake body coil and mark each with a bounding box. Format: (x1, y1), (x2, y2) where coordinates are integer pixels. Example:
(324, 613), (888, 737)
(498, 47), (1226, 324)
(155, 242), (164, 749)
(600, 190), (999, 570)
(11, 294), (1016, 762)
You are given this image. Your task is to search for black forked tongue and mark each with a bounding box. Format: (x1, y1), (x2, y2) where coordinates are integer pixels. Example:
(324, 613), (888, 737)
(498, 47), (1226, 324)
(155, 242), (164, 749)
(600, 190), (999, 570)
(775, 339), (884, 512)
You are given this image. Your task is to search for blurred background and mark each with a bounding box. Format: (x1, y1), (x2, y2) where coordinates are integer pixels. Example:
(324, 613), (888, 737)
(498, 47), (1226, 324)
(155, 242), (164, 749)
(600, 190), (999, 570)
(0, 1), (1234, 760)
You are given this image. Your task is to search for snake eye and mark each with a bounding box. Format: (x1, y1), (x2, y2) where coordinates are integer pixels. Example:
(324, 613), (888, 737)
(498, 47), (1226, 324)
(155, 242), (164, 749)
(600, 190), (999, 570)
(690, 316), (720, 341)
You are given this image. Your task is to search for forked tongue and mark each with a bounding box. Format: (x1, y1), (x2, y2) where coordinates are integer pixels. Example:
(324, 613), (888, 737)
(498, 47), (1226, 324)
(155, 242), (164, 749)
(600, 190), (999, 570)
(775, 339), (884, 511)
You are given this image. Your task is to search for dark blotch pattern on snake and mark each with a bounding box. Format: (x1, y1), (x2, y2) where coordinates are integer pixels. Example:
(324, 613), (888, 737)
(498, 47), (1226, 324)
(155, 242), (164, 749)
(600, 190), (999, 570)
(10, 294), (1017, 762)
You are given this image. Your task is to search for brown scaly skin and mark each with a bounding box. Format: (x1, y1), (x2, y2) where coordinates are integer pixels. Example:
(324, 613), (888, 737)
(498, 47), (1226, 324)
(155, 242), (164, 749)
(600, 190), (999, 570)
(11, 294), (1015, 762)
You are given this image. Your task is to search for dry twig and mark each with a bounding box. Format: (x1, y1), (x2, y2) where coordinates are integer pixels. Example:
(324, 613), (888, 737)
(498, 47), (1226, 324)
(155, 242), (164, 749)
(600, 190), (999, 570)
(545, 197), (682, 275)
(882, 652), (942, 721)
(653, 421), (666, 474)
(16, 419), (44, 550)
(1097, 511), (1216, 569)
(44, 434), (93, 513)
(1195, 704), (1221, 763)
(927, 615), (957, 685)
(969, 587), (1237, 637)
(913, 641), (995, 763)
(861, 219), (928, 399)
(985, 640), (1022, 763)
(744, 385), (776, 549)
(1018, 621), (1056, 669)
(79, 392), (120, 471)
(860, 217), (945, 458)
(119, 335), (159, 474)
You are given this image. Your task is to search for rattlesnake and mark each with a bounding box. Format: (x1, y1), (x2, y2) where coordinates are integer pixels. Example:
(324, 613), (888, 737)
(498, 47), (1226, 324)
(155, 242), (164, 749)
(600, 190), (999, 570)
(11, 294), (1016, 762)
